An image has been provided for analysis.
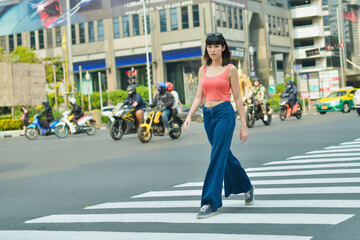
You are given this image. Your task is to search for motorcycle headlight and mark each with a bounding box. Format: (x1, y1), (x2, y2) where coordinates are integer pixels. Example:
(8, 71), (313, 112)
(115, 109), (125, 117)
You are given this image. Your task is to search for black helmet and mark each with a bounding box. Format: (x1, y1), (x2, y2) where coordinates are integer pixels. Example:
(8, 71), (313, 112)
(127, 85), (136, 96)
(286, 80), (293, 86)
(252, 77), (260, 84)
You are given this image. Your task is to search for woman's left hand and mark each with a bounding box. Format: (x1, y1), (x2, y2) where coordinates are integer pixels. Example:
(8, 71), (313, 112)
(240, 126), (248, 144)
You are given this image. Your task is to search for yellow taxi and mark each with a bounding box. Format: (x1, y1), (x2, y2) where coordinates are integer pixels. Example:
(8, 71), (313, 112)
(316, 87), (358, 114)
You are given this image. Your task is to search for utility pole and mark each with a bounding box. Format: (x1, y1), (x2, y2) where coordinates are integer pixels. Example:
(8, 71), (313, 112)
(337, 6), (346, 88)
(66, 0), (74, 96)
(142, 0), (152, 104)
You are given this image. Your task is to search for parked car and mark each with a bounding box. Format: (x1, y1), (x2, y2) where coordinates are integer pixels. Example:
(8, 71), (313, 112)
(316, 87), (358, 114)
(178, 106), (204, 123)
(353, 89), (360, 115)
(101, 106), (114, 126)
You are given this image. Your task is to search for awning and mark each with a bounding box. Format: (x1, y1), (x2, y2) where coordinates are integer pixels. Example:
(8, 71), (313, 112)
(115, 53), (152, 67)
(162, 46), (202, 61)
(73, 59), (106, 72)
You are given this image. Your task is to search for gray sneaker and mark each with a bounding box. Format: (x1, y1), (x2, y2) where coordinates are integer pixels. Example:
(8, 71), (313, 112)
(196, 204), (218, 219)
(244, 185), (255, 205)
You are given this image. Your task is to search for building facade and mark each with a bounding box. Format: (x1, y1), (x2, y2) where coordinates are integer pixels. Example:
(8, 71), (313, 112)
(0, 0), (293, 104)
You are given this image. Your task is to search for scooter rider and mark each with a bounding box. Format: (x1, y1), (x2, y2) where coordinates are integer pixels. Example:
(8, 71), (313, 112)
(151, 82), (174, 135)
(69, 97), (84, 130)
(38, 100), (54, 133)
(165, 82), (182, 126)
(250, 77), (268, 121)
(284, 80), (298, 110)
(124, 85), (145, 125)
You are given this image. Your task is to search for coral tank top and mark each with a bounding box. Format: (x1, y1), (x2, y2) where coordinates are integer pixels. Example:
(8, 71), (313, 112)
(201, 64), (232, 102)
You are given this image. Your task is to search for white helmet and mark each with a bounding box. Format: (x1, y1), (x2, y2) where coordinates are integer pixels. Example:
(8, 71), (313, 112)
(69, 97), (76, 105)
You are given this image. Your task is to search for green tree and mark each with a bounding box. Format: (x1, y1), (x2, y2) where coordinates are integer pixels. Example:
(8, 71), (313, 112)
(44, 56), (64, 84)
(9, 45), (39, 63)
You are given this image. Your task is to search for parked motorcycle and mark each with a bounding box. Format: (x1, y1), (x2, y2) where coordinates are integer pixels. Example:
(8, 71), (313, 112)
(137, 102), (182, 143)
(109, 102), (138, 140)
(25, 115), (59, 140)
(244, 96), (272, 128)
(279, 92), (302, 121)
(54, 111), (96, 138)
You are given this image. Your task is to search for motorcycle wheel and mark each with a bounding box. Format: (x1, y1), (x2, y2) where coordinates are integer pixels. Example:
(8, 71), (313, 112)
(85, 123), (97, 136)
(25, 127), (39, 140)
(279, 109), (286, 121)
(138, 126), (152, 143)
(54, 125), (68, 138)
(110, 121), (124, 140)
(262, 114), (272, 125)
(296, 111), (302, 119)
(245, 109), (255, 128)
(169, 122), (181, 139)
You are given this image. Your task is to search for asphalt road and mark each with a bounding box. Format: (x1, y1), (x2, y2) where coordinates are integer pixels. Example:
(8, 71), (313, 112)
(0, 111), (360, 240)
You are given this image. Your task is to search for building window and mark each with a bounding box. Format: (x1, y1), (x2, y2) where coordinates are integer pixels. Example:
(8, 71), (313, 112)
(79, 23), (85, 43)
(88, 22), (95, 42)
(281, 18), (285, 36)
(272, 16), (276, 35)
(285, 19), (289, 37)
(98, 20), (104, 41)
(327, 56), (340, 67)
(181, 6), (189, 29)
(215, 4), (220, 27)
(39, 29), (44, 49)
(160, 10), (167, 32)
(0, 36), (6, 49)
(233, 8), (238, 29)
(221, 5), (226, 27)
(170, 8), (178, 31)
(239, 9), (243, 30)
(113, 17), (120, 38)
(277, 17), (281, 36)
(16, 33), (22, 46)
(228, 7), (232, 28)
(30, 31), (36, 49)
(9, 35), (14, 52)
(123, 16), (130, 37)
(55, 27), (61, 47)
(143, 14), (150, 34)
(46, 29), (53, 48)
(193, 5), (200, 27)
(71, 25), (76, 44)
(133, 14), (140, 36)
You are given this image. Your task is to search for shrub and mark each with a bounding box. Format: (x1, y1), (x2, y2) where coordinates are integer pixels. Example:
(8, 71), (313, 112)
(101, 115), (109, 123)
(0, 119), (23, 131)
(136, 85), (150, 102)
(0, 114), (12, 120)
(108, 89), (127, 105)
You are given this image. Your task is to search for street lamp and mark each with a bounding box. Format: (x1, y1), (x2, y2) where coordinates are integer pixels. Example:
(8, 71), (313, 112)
(85, 71), (92, 111)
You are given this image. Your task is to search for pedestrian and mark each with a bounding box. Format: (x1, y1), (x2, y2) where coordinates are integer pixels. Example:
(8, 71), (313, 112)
(165, 82), (182, 124)
(20, 106), (29, 133)
(183, 33), (254, 219)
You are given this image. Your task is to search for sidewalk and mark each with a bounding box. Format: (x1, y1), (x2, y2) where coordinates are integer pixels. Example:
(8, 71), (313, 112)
(0, 130), (24, 138)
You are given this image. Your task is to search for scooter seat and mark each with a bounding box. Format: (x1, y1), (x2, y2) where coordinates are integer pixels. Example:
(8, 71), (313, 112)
(78, 115), (88, 121)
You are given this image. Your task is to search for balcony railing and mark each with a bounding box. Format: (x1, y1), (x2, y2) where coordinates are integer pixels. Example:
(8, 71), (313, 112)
(293, 25), (324, 39)
(291, 4), (322, 19)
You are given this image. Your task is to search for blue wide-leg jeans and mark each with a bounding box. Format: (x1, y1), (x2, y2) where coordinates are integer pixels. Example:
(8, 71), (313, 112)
(201, 101), (252, 211)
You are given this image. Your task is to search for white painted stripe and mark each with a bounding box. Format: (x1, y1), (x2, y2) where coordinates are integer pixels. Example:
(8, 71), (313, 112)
(354, 138), (360, 141)
(264, 157), (360, 165)
(340, 141), (360, 145)
(248, 169), (360, 177)
(288, 153), (360, 159)
(132, 186), (360, 198)
(246, 162), (360, 172)
(86, 200), (360, 210)
(25, 213), (354, 225)
(306, 149), (360, 154)
(0, 231), (313, 240)
(174, 177), (360, 187)
(325, 145), (360, 149)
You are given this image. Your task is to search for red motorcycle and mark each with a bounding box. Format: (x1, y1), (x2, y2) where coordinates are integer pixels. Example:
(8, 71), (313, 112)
(279, 92), (302, 121)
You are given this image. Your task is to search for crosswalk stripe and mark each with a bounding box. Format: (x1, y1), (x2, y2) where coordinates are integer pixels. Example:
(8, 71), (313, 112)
(325, 145), (360, 149)
(288, 153), (360, 159)
(25, 213), (354, 225)
(132, 186), (360, 198)
(246, 162), (360, 172)
(174, 178), (360, 187)
(86, 200), (360, 210)
(248, 168), (360, 177)
(340, 141), (360, 145)
(306, 149), (360, 154)
(264, 157), (360, 165)
(0, 231), (313, 240)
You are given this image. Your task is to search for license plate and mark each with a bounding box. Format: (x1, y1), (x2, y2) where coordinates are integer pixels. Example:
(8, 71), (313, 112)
(321, 106), (328, 109)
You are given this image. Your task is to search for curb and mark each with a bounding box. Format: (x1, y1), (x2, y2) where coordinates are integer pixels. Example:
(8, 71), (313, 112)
(0, 130), (24, 138)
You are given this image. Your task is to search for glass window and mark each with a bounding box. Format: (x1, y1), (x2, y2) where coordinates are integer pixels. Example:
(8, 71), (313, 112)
(30, 31), (36, 49)
(272, 16), (276, 35)
(181, 6), (189, 29)
(143, 14), (150, 34)
(277, 17), (281, 36)
(98, 20), (104, 41)
(39, 29), (44, 49)
(268, 15), (272, 34)
(170, 8), (178, 31)
(160, 10), (167, 32)
(123, 16), (130, 37)
(133, 14), (140, 36)
(46, 29), (53, 48)
(281, 18), (285, 36)
(228, 7), (232, 28)
(88, 22), (95, 42)
(9, 35), (14, 52)
(221, 5), (226, 27)
(285, 19), (289, 37)
(0, 36), (5, 49)
(16, 33), (22, 46)
(215, 4), (220, 27)
(79, 23), (85, 43)
(113, 17), (120, 38)
(233, 8), (238, 29)
(193, 5), (200, 27)
(71, 25), (76, 44)
(55, 27), (61, 47)
(239, 9), (243, 30)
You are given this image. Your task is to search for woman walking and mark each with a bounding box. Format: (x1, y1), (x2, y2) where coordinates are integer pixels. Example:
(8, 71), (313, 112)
(184, 33), (254, 219)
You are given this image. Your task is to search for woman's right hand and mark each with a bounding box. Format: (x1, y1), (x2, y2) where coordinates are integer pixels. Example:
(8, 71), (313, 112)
(183, 117), (191, 133)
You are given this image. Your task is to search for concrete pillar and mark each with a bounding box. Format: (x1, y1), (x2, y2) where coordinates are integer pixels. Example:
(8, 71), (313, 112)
(103, 18), (118, 91)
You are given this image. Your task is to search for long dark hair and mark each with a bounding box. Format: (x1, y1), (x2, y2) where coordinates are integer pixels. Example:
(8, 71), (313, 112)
(203, 33), (231, 66)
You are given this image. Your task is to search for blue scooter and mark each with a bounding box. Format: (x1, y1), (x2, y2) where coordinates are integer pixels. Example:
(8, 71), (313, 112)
(25, 114), (60, 140)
